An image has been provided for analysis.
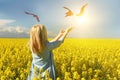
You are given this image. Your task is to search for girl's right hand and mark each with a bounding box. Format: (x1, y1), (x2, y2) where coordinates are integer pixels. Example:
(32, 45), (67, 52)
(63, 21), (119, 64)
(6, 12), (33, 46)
(60, 29), (65, 34)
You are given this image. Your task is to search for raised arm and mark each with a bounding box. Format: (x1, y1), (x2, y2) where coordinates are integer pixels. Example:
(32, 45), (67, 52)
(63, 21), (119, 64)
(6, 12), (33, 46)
(59, 27), (73, 41)
(50, 30), (65, 42)
(50, 27), (73, 42)
(47, 27), (73, 50)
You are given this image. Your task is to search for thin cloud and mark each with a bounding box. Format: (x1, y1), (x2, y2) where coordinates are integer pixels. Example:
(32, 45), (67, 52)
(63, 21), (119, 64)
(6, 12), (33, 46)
(0, 19), (15, 26)
(0, 19), (30, 37)
(16, 26), (25, 33)
(0, 26), (29, 33)
(0, 26), (30, 37)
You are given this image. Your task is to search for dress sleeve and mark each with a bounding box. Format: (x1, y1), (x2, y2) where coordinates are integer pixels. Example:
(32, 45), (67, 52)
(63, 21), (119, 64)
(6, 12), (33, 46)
(47, 37), (64, 50)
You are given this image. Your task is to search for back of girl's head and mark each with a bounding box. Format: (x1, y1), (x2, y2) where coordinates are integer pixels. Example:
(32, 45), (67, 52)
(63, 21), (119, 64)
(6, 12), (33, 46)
(30, 24), (47, 54)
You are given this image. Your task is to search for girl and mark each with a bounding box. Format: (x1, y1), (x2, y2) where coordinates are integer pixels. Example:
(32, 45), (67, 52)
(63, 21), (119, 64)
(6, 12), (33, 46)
(27, 24), (73, 80)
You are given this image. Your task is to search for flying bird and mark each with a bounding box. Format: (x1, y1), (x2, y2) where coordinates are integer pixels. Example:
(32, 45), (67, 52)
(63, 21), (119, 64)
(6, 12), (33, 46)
(63, 7), (74, 17)
(76, 3), (88, 16)
(24, 11), (40, 22)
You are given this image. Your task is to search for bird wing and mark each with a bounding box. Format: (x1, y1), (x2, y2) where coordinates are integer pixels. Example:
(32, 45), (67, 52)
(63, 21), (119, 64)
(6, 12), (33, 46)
(77, 3), (88, 16)
(63, 7), (72, 11)
(24, 11), (40, 22)
(33, 15), (40, 22)
(24, 11), (35, 15)
(63, 6), (74, 17)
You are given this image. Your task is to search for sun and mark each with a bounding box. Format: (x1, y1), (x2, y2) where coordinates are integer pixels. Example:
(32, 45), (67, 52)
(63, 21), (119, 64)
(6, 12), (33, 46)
(74, 15), (87, 25)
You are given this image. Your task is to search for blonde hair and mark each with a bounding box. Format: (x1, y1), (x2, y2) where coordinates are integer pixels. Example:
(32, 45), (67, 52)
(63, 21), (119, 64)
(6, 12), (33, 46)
(30, 24), (47, 54)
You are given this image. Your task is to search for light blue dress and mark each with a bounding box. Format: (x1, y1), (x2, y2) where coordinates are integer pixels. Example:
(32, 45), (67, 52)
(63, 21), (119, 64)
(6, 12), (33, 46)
(27, 38), (64, 80)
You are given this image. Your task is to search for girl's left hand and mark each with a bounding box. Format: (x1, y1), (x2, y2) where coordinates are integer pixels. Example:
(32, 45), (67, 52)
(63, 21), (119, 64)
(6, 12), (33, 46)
(60, 29), (65, 34)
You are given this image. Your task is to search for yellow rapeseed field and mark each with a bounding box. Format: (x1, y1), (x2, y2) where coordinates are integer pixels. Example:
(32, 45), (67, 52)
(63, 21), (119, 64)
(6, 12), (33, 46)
(0, 38), (120, 80)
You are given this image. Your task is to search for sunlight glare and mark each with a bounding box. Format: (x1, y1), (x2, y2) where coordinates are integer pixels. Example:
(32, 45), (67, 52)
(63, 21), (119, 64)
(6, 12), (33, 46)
(74, 15), (87, 25)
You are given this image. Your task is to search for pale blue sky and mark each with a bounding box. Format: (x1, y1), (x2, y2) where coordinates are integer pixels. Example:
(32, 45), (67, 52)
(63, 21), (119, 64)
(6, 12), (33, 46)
(0, 0), (120, 38)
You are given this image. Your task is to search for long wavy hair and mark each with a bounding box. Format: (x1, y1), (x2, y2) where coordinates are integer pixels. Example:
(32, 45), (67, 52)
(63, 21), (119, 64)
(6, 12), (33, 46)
(30, 24), (47, 54)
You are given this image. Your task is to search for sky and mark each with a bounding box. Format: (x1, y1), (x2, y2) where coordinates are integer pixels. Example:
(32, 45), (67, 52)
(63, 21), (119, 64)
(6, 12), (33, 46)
(0, 0), (120, 38)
